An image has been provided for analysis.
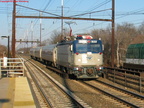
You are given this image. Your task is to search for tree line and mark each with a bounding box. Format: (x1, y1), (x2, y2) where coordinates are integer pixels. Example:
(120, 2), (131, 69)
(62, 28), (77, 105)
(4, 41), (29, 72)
(92, 22), (144, 67)
(48, 22), (144, 67)
(0, 45), (6, 57)
(1, 22), (144, 67)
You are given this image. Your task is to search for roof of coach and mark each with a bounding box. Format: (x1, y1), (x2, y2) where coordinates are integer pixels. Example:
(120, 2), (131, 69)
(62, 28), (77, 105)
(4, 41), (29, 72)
(127, 43), (144, 49)
(42, 44), (57, 49)
(57, 40), (73, 46)
(126, 43), (144, 59)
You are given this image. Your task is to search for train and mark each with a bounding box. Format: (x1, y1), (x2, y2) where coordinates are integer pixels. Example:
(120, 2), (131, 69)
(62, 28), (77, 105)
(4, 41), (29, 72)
(30, 35), (104, 79)
(123, 43), (144, 70)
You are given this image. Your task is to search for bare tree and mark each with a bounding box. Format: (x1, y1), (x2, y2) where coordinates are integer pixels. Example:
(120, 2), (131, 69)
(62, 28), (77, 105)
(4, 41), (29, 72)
(50, 29), (70, 44)
(91, 27), (111, 66)
(41, 39), (51, 46)
(0, 45), (7, 57)
(138, 21), (144, 35)
(91, 22), (138, 67)
(50, 30), (62, 44)
(115, 22), (137, 67)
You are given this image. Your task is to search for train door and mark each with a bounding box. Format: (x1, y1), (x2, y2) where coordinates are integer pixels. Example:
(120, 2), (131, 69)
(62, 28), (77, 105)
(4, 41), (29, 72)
(53, 47), (57, 67)
(68, 44), (73, 66)
(40, 48), (42, 61)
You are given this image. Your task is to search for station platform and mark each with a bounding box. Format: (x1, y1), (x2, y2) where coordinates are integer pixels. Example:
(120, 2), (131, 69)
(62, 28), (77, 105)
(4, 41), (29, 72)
(0, 77), (36, 108)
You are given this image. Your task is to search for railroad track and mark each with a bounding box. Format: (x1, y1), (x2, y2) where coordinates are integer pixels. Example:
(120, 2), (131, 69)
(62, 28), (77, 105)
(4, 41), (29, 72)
(79, 80), (144, 108)
(23, 56), (91, 108)
(105, 67), (144, 92)
(21, 55), (144, 107)
(30, 60), (144, 108)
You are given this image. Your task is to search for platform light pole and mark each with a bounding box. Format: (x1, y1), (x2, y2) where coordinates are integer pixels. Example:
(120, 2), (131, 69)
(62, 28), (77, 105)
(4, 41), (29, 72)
(1, 36), (10, 58)
(61, 0), (64, 40)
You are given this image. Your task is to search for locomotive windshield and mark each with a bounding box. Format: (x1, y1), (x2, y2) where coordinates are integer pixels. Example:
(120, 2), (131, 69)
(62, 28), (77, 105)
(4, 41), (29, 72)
(75, 43), (102, 53)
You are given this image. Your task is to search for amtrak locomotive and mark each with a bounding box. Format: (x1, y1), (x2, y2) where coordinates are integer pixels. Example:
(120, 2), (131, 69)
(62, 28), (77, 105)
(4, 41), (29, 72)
(30, 35), (104, 79)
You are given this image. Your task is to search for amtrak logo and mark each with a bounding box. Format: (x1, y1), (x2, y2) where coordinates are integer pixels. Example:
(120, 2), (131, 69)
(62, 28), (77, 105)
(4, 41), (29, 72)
(87, 56), (92, 60)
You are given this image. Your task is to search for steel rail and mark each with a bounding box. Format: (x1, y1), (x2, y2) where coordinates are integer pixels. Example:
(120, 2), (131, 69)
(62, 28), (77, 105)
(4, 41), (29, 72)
(96, 79), (144, 99)
(24, 59), (53, 108)
(81, 81), (140, 108)
(24, 56), (92, 108)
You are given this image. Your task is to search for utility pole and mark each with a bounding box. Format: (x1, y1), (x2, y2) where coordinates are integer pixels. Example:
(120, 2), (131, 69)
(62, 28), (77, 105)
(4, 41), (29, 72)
(12, 0), (16, 58)
(8, 36), (10, 58)
(31, 21), (33, 47)
(61, 0), (64, 40)
(111, 0), (115, 67)
(1, 36), (10, 58)
(40, 12), (42, 46)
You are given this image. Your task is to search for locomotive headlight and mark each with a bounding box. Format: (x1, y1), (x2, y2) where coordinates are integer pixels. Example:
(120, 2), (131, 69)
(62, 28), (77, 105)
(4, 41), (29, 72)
(99, 67), (103, 70)
(74, 67), (82, 71)
(78, 59), (81, 61)
(74, 67), (79, 70)
(96, 66), (103, 70)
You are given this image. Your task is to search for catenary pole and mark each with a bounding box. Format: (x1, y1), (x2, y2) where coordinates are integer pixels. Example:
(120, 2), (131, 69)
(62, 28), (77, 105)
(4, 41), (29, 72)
(111, 0), (115, 67)
(12, 0), (16, 58)
(61, 0), (64, 40)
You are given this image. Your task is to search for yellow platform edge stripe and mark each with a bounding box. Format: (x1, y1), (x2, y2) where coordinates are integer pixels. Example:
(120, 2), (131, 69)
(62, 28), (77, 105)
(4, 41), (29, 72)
(13, 77), (36, 108)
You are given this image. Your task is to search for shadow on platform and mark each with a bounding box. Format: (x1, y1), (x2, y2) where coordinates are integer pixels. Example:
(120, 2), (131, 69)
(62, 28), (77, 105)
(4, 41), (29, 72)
(0, 99), (10, 103)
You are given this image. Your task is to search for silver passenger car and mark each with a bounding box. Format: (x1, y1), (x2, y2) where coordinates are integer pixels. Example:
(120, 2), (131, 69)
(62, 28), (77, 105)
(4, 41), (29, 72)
(41, 44), (57, 66)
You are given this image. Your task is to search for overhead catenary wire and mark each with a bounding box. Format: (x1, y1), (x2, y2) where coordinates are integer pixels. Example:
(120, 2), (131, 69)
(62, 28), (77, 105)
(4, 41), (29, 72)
(16, 4), (60, 17)
(34, 0), (112, 39)
(85, 0), (111, 13)
(69, 8), (112, 17)
(2, 0), (144, 49)
(16, 0), (54, 48)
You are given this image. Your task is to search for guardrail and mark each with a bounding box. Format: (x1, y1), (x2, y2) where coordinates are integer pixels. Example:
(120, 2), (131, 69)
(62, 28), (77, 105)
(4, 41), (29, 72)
(0, 57), (25, 78)
(104, 67), (144, 93)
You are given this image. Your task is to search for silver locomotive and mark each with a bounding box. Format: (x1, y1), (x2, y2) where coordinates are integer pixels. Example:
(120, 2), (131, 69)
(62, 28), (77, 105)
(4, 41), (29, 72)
(30, 35), (104, 79)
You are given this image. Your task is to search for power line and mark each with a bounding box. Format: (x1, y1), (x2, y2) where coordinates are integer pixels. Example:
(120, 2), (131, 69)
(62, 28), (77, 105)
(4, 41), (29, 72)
(69, 8), (111, 17)
(85, 0), (111, 12)
(16, 4), (60, 17)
